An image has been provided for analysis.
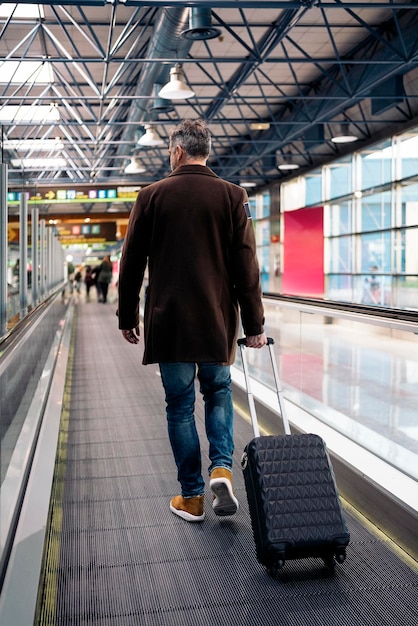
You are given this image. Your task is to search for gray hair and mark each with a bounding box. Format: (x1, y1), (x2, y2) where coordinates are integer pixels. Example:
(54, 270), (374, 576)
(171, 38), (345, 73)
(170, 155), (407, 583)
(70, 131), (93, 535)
(169, 119), (211, 158)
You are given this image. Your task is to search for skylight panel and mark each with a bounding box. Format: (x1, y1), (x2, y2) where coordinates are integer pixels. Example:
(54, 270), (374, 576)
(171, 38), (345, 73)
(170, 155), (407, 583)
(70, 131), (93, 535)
(5, 138), (64, 151)
(0, 4), (44, 19)
(0, 105), (60, 122)
(11, 157), (67, 169)
(0, 61), (54, 84)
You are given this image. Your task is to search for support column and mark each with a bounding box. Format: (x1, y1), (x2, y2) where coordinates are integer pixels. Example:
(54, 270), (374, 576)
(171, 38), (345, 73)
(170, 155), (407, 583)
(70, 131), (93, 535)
(39, 219), (46, 299)
(47, 226), (53, 293)
(31, 208), (39, 306)
(19, 192), (28, 316)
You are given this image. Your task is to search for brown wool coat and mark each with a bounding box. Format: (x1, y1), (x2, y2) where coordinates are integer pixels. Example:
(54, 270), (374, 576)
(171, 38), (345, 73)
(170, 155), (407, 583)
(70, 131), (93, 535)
(118, 164), (265, 365)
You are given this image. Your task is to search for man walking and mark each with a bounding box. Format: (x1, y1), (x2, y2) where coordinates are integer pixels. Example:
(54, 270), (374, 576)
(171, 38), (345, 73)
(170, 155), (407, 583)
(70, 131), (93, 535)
(118, 119), (266, 522)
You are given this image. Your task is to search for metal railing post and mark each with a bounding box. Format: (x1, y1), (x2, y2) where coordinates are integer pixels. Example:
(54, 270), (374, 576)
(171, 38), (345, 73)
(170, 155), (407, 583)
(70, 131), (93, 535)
(39, 219), (46, 299)
(47, 226), (53, 293)
(31, 208), (39, 306)
(19, 192), (28, 316)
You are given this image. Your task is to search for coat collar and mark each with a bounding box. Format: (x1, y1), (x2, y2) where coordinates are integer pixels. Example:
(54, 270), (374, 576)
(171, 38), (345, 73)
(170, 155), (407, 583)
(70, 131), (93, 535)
(168, 164), (218, 179)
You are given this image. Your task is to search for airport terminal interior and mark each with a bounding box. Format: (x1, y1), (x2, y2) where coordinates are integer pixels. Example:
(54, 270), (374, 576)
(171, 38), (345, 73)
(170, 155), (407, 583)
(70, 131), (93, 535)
(1, 2), (417, 624)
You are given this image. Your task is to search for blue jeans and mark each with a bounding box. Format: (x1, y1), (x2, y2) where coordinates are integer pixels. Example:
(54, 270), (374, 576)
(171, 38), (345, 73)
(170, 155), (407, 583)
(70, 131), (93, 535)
(159, 362), (234, 498)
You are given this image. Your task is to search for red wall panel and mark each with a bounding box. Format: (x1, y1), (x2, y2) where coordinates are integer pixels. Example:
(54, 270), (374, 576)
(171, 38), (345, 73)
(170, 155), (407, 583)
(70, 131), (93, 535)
(282, 206), (324, 296)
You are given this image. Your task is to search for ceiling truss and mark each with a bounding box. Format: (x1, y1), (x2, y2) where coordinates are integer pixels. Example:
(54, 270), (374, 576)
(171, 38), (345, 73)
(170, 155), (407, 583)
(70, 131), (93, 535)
(0, 0), (417, 214)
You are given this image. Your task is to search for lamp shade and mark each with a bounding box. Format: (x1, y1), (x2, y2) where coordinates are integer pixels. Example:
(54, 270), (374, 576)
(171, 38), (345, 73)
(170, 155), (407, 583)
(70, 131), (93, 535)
(158, 65), (195, 100)
(331, 124), (359, 144)
(124, 158), (146, 174)
(137, 125), (164, 147)
(250, 122), (270, 131)
(277, 151), (300, 171)
(277, 162), (300, 171)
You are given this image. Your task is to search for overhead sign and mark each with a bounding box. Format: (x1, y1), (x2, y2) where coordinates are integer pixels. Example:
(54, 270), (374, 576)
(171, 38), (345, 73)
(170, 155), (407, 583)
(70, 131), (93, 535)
(56, 222), (117, 245)
(7, 186), (140, 205)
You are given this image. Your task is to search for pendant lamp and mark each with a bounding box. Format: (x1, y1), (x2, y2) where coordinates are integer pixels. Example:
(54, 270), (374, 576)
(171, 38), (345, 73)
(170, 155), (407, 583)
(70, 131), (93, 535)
(331, 123), (359, 144)
(124, 158), (146, 174)
(137, 125), (164, 147)
(277, 152), (300, 171)
(158, 64), (195, 100)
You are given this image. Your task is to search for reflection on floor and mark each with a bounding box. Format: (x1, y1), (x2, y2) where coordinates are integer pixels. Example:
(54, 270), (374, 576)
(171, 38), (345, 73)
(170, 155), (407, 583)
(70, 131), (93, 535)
(237, 299), (418, 481)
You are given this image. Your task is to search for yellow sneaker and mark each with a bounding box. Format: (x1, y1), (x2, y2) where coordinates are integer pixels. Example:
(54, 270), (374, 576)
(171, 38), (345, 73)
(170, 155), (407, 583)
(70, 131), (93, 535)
(209, 468), (239, 516)
(170, 495), (205, 522)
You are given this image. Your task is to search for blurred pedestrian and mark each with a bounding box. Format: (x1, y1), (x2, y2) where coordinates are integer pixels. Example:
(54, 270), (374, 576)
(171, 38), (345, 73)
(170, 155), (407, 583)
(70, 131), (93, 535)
(84, 265), (95, 299)
(96, 255), (113, 303)
(74, 267), (82, 293)
(65, 259), (75, 295)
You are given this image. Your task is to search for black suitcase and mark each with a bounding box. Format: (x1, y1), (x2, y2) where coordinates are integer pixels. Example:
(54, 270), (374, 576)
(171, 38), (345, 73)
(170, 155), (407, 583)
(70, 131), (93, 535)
(238, 338), (350, 575)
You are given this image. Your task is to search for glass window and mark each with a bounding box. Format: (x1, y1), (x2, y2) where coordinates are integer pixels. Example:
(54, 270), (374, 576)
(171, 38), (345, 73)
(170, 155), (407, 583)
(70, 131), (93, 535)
(360, 191), (392, 232)
(329, 156), (352, 199)
(328, 235), (352, 273)
(281, 178), (305, 212)
(261, 191), (270, 218)
(327, 273), (353, 302)
(255, 219), (270, 246)
(279, 125), (418, 310)
(361, 140), (392, 188)
(257, 245), (270, 291)
(305, 169), (322, 206)
(394, 274), (418, 310)
(399, 134), (418, 179)
(403, 226), (418, 275)
(360, 231), (392, 273)
(400, 182), (418, 227)
(248, 197), (256, 220)
(392, 229), (405, 275)
(328, 200), (353, 236)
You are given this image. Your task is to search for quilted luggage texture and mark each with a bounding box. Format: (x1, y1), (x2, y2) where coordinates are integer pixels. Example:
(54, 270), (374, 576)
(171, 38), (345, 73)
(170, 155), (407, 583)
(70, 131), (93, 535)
(242, 432), (350, 573)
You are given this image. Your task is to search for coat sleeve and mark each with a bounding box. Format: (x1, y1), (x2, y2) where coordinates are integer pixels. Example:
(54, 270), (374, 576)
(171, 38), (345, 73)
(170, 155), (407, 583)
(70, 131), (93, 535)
(117, 192), (149, 330)
(230, 190), (265, 336)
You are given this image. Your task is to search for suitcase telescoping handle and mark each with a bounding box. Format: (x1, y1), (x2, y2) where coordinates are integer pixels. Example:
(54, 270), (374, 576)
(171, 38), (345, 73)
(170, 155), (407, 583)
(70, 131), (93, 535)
(238, 337), (291, 438)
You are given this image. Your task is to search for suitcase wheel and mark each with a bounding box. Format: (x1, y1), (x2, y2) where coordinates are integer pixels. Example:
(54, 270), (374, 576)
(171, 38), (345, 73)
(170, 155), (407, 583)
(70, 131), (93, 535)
(322, 554), (337, 570)
(267, 558), (285, 577)
(241, 451), (248, 470)
(267, 565), (278, 577)
(323, 547), (346, 569)
(335, 547), (347, 564)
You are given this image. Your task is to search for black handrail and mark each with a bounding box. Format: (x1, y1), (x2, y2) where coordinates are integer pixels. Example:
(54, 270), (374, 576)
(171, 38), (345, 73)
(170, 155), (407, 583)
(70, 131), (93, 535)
(263, 293), (418, 325)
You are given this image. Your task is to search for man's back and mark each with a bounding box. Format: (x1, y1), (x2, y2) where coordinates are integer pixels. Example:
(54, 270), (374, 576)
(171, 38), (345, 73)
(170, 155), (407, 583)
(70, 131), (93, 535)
(119, 164), (264, 365)
(118, 119), (266, 524)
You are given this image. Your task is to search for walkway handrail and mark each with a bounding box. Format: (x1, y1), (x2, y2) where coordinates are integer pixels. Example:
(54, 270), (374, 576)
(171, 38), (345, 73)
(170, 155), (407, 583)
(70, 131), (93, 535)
(0, 290), (71, 591)
(263, 293), (418, 332)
